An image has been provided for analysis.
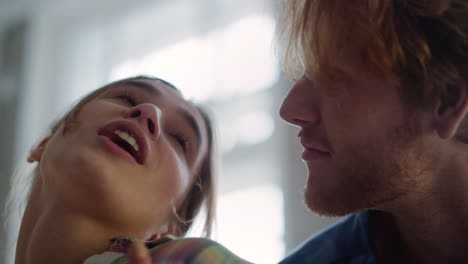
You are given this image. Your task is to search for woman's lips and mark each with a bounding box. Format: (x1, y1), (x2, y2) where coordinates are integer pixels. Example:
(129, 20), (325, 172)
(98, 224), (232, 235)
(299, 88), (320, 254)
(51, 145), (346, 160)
(97, 121), (148, 165)
(302, 148), (331, 161)
(98, 135), (139, 164)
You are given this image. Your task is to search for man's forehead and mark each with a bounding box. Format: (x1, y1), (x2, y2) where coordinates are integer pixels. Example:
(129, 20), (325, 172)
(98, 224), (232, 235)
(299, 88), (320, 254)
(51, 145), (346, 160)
(309, 61), (355, 85)
(310, 53), (380, 85)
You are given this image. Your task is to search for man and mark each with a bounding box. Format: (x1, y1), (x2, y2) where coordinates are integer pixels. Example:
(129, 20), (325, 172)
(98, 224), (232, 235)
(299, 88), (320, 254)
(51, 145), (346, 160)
(278, 1), (468, 263)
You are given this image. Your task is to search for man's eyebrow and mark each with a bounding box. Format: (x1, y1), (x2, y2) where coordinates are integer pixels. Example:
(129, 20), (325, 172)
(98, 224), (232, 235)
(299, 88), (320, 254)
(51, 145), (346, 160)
(178, 108), (202, 150)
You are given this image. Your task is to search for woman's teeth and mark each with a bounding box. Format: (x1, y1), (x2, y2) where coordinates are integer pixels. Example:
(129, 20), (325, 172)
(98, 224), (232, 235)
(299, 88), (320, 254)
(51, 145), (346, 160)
(114, 129), (140, 152)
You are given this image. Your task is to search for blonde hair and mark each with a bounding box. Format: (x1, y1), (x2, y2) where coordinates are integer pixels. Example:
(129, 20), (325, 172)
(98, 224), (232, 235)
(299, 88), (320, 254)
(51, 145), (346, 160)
(278, 0), (468, 107)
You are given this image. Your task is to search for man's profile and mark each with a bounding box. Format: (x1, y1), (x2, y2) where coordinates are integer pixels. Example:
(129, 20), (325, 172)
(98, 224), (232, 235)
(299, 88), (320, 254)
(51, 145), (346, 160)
(277, 1), (468, 263)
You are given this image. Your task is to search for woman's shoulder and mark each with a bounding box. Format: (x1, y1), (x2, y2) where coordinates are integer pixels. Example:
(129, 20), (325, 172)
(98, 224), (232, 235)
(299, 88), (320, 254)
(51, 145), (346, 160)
(148, 237), (253, 264)
(84, 236), (253, 264)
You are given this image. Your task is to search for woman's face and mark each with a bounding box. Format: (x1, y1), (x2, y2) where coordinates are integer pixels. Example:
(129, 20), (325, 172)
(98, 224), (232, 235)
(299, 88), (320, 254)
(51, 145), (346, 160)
(33, 78), (209, 236)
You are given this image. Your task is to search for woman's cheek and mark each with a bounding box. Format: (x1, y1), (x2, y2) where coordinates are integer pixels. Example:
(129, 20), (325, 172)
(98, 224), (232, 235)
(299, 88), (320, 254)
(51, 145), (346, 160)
(171, 155), (194, 202)
(172, 157), (193, 195)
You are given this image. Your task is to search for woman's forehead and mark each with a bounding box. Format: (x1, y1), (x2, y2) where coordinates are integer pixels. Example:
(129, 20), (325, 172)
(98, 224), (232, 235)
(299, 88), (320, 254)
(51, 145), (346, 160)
(107, 78), (181, 97)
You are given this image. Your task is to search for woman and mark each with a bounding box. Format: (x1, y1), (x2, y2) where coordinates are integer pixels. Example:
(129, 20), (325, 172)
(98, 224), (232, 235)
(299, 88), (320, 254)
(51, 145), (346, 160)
(14, 76), (251, 264)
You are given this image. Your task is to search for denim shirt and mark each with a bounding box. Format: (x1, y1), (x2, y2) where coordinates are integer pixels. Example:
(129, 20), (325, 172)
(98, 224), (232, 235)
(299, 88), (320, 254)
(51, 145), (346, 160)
(280, 211), (377, 264)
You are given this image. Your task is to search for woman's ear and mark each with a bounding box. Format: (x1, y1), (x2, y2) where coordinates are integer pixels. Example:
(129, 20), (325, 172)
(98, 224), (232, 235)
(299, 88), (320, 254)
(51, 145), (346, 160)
(164, 222), (183, 237)
(150, 222), (183, 240)
(27, 137), (49, 163)
(435, 81), (468, 139)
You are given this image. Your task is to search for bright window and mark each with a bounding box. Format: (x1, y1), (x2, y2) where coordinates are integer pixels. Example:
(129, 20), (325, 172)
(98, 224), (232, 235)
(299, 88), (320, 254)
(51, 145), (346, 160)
(107, 10), (283, 264)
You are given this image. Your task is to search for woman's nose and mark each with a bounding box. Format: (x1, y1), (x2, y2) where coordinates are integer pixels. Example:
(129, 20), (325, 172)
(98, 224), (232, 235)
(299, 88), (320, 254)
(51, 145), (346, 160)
(279, 80), (320, 127)
(126, 103), (161, 139)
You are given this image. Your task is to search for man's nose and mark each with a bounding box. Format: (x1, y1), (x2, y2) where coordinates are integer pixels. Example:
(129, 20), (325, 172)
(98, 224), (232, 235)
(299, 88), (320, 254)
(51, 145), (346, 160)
(279, 80), (320, 127)
(126, 103), (161, 139)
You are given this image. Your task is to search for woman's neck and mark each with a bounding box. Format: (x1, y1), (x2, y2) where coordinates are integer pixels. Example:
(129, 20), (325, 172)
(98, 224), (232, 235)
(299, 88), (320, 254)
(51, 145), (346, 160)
(16, 209), (114, 264)
(15, 179), (122, 264)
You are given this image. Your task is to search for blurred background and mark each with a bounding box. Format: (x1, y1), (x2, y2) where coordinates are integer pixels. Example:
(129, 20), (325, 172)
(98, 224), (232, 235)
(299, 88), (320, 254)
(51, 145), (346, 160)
(0, 0), (337, 263)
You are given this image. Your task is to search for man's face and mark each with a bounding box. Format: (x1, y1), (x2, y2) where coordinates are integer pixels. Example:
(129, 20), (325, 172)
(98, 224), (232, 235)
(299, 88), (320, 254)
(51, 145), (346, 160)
(279, 60), (437, 216)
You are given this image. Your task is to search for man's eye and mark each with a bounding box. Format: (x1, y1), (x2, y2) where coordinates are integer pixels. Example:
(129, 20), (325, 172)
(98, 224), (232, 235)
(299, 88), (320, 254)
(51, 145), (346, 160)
(115, 95), (136, 106)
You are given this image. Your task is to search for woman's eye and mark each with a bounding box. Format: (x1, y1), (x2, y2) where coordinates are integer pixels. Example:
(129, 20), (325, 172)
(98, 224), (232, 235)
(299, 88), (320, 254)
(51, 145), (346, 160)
(115, 95), (136, 106)
(171, 133), (188, 154)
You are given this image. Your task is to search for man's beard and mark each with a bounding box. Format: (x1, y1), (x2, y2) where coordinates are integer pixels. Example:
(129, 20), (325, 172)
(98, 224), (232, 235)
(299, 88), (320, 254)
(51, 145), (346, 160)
(304, 118), (437, 217)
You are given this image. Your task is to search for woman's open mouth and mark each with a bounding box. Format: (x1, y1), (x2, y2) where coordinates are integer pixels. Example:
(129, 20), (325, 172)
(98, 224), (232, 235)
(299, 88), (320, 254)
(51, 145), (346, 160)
(97, 121), (148, 165)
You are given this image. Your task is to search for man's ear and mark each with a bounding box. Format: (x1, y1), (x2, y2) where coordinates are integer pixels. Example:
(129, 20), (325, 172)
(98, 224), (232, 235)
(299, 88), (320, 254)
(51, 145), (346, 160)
(27, 137), (49, 163)
(435, 81), (468, 139)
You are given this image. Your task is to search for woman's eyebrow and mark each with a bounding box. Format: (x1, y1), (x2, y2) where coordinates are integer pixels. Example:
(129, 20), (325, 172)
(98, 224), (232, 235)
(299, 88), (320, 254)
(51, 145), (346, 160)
(119, 80), (162, 96)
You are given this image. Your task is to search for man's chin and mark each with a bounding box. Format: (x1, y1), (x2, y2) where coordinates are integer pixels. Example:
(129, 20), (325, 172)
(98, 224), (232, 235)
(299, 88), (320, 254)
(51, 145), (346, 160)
(304, 185), (407, 218)
(304, 198), (362, 217)
(303, 186), (378, 217)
